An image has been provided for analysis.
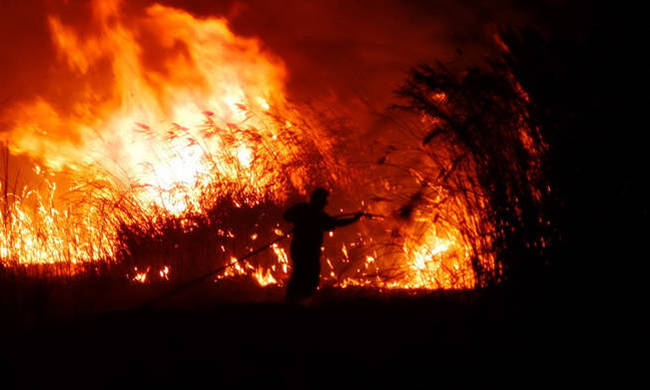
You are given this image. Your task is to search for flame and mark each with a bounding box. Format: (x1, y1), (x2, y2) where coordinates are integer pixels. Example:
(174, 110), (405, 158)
(0, 0), (332, 268)
(2, 0), (325, 215)
(0, 0), (513, 292)
(398, 225), (474, 289)
(159, 265), (170, 280)
(133, 267), (149, 284)
(253, 268), (277, 287)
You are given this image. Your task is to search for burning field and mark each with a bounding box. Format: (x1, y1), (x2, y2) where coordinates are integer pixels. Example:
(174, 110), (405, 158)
(1, 0), (617, 387)
(0, 0), (553, 296)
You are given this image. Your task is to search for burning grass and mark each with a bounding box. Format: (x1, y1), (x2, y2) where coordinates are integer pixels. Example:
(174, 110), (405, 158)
(0, 100), (495, 291)
(0, 0), (551, 294)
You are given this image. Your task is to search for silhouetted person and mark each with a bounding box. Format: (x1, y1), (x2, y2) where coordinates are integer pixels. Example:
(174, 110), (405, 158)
(283, 188), (362, 304)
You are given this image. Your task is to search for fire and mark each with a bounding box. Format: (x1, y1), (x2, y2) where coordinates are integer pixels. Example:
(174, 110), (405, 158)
(0, 0), (511, 292)
(271, 244), (290, 275)
(1, 0), (332, 265)
(133, 267), (149, 284)
(159, 266), (170, 280)
(253, 268), (277, 287)
(2, 0), (330, 215)
(399, 225), (473, 289)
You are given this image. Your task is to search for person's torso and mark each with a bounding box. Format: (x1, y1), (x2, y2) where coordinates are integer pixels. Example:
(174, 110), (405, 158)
(286, 204), (330, 254)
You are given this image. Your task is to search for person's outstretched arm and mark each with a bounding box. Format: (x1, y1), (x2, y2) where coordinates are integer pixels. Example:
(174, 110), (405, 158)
(327, 212), (363, 229)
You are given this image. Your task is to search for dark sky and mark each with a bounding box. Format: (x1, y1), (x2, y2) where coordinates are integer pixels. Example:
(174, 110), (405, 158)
(151, 0), (539, 107)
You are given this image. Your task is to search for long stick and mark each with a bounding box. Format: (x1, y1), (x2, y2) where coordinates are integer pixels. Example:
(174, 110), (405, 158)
(136, 212), (382, 310)
(335, 212), (386, 219)
(137, 232), (290, 311)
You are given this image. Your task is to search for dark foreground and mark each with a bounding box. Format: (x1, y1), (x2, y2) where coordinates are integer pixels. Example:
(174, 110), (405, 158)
(1, 282), (596, 389)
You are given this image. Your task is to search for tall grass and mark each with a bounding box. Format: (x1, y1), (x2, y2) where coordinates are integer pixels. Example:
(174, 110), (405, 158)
(0, 104), (342, 284)
(1, 60), (552, 292)
(394, 59), (552, 287)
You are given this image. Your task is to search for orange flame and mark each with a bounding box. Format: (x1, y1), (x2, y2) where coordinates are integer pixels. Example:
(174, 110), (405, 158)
(0, 0), (504, 291)
(2, 0), (316, 214)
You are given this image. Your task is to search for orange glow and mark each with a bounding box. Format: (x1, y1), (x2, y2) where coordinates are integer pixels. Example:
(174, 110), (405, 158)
(1, 0), (332, 266)
(0, 0), (512, 292)
(2, 0), (325, 215)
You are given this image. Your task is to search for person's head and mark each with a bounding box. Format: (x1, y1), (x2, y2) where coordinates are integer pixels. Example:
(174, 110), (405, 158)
(310, 187), (329, 210)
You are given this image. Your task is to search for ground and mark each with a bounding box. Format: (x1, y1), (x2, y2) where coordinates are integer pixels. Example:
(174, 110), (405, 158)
(1, 279), (593, 389)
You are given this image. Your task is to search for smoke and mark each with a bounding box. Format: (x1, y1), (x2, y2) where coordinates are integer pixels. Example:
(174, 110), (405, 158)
(163, 0), (536, 121)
